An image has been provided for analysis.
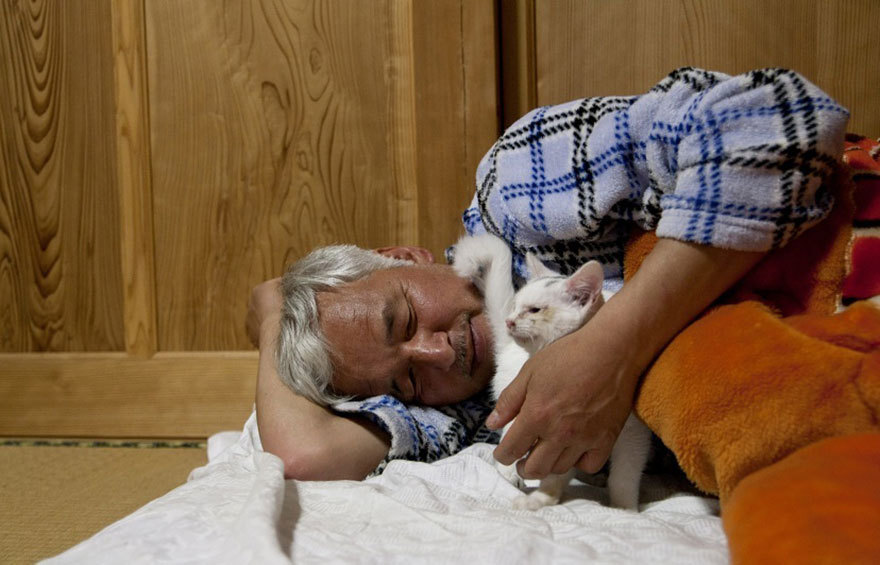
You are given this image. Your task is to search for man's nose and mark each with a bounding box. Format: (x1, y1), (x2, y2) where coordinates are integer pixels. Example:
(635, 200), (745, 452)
(407, 331), (455, 371)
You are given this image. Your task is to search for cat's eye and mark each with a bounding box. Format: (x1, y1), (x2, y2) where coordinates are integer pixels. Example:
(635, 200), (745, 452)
(528, 307), (541, 314)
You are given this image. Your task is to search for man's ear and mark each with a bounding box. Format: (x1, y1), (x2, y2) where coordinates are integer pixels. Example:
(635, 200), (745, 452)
(375, 246), (435, 264)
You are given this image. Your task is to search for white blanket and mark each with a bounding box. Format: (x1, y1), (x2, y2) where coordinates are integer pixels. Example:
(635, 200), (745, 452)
(46, 413), (728, 564)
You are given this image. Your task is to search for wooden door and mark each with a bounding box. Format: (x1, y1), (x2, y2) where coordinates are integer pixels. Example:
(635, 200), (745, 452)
(0, 0), (499, 438)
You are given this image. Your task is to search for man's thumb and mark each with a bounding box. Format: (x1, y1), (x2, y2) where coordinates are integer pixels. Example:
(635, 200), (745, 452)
(486, 374), (527, 429)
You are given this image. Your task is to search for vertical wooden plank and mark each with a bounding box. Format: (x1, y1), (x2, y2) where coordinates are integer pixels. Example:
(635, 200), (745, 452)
(499, 0), (536, 128)
(816, 0), (880, 136)
(0, 0), (124, 352)
(461, 0), (501, 213)
(111, 0), (157, 357)
(410, 2), (465, 255)
(411, 0), (501, 258)
(387, 0), (419, 248)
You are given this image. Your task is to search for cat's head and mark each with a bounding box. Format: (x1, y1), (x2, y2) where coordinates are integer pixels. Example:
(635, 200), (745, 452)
(506, 255), (605, 352)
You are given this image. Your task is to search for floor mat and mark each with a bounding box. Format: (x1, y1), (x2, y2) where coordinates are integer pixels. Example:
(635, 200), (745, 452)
(0, 440), (206, 564)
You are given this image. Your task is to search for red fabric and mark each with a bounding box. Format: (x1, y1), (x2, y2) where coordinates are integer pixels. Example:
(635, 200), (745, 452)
(843, 237), (880, 298)
(853, 177), (880, 221)
(842, 136), (880, 302)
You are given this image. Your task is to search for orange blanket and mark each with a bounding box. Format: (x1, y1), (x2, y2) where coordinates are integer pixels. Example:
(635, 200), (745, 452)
(625, 136), (880, 563)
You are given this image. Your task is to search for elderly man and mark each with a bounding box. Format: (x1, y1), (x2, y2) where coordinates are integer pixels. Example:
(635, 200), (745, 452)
(247, 67), (848, 481)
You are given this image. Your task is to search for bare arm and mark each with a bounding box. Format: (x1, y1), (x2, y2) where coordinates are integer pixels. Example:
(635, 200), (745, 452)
(488, 238), (765, 478)
(249, 279), (390, 480)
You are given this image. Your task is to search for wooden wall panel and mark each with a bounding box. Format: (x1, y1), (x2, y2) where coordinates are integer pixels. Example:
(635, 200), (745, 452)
(112, 0), (158, 358)
(146, 0), (499, 351)
(0, 0), (124, 352)
(815, 0), (880, 137)
(0, 352), (256, 438)
(413, 0), (500, 254)
(532, 0), (880, 136)
(146, 0), (400, 350)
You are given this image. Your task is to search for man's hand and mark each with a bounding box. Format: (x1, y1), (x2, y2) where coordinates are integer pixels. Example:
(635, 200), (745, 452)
(487, 238), (765, 478)
(246, 278), (282, 348)
(489, 316), (641, 477)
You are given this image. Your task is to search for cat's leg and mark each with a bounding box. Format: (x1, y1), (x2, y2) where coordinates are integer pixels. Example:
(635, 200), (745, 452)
(513, 469), (575, 510)
(607, 413), (653, 511)
(495, 460), (524, 489)
(493, 420), (525, 488)
(451, 234), (514, 332)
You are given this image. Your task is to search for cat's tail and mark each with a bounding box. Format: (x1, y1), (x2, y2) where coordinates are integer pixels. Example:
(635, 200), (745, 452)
(452, 234), (515, 337)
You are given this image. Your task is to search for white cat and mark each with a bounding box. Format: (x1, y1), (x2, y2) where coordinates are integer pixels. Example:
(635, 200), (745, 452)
(453, 234), (652, 511)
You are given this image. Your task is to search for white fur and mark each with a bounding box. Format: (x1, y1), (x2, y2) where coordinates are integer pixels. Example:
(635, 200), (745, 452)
(454, 234), (652, 511)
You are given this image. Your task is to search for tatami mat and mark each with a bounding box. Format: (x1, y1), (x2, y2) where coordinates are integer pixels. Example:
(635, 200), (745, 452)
(0, 441), (207, 564)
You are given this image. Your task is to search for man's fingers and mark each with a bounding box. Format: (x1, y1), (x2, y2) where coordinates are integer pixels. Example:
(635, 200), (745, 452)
(493, 419), (537, 465)
(486, 373), (529, 430)
(551, 446), (583, 475)
(575, 448), (610, 474)
(516, 441), (561, 480)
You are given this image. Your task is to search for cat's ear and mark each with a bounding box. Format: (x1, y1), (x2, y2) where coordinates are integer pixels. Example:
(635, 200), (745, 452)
(565, 260), (604, 306)
(525, 253), (557, 279)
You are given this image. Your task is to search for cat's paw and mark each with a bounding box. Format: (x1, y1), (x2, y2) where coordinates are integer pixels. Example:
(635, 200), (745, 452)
(512, 491), (560, 511)
(495, 461), (525, 489)
(452, 253), (486, 288)
(452, 234), (510, 281)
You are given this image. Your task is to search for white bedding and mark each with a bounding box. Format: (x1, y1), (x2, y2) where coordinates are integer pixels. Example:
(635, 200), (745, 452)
(45, 413), (728, 564)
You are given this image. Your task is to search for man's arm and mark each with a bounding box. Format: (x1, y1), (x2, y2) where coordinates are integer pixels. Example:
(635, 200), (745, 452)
(487, 238), (765, 478)
(249, 280), (390, 480)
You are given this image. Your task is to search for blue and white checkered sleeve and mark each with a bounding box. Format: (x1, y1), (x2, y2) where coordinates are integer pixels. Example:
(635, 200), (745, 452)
(643, 68), (850, 251)
(332, 391), (499, 476)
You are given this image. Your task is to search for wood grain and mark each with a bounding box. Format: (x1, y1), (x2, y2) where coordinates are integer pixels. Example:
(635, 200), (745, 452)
(0, 0), (124, 352)
(0, 352), (257, 438)
(388, 0), (419, 247)
(145, 0), (499, 350)
(411, 1), (500, 254)
(498, 0), (536, 129)
(146, 0), (407, 350)
(532, 0), (880, 135)
(462, 0), (502, 183)
(815, 0), (880, 137)
(111, 0), (158, 357)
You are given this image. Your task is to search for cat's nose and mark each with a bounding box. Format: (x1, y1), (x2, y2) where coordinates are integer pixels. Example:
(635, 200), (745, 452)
(505, 318), (515, 329)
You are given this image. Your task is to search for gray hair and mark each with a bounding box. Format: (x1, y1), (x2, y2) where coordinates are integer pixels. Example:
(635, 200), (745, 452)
(277, 245), (409, 405)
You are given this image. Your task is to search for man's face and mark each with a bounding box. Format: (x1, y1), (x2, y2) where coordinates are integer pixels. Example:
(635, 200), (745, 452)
(316, 264), (495, 406)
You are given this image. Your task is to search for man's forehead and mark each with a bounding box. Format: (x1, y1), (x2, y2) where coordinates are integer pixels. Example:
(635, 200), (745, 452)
(315, 282), (389, 393)
(316, 281), (381, 325)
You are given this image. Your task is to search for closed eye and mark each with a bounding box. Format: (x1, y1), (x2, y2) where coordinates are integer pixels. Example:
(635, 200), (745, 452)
(528, 307), (541, 314)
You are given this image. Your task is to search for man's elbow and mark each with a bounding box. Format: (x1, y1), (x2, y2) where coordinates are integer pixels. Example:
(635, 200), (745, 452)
(261, 437), (331, 480)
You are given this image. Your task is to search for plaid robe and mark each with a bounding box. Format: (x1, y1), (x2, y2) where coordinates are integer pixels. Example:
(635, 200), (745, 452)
(336, 67), (849, 473)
